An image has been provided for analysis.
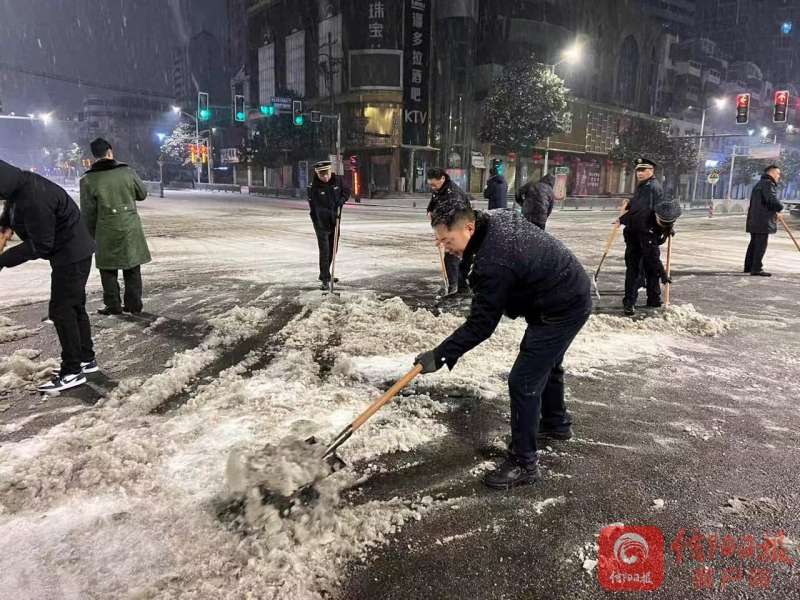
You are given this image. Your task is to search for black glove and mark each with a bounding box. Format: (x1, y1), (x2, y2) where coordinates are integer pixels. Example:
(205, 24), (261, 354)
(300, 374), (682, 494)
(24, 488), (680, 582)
(414, 350), (444, 374)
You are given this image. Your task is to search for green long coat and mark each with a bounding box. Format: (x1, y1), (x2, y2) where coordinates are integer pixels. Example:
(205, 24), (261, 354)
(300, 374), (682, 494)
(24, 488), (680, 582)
(80, 159), (152, 270)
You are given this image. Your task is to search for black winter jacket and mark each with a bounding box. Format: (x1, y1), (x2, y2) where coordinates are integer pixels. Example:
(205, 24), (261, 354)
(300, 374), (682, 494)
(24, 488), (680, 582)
(307, 174), (350, 232)
(427, 176), (472, 214)
(516, 180), (555, 226)
(0, 160), (94, 269)
(483, 175), (508, 209)
(620, 176), (663, 234)
(434, 210), (592, 369)
(746, 174), (784, 234)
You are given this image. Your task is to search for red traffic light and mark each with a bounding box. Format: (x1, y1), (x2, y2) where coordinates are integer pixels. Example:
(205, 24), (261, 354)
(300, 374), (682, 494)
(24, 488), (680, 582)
(736, 93), (750, 124)
(774, 90), (789, 123)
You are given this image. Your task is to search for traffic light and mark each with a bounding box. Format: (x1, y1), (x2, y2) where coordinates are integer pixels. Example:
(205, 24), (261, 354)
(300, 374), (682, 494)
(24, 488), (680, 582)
(234, 95), (246, 122)
(198, 92), (211, 121)
(311, 110), (322, 123)
(292, 100), (304, 126)
(773, 90), (789, 123)
(260, 104), (275, 117)
(735, 93), (750, 125)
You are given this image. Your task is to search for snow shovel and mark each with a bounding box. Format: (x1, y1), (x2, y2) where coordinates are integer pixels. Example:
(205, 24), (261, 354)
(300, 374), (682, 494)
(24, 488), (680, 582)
(592, 208), (628, 298)
(664, 234), (673, 306)
(329, 206), (343, 294)
(269, 364), (424, 515)
(778, 214), (800, 254)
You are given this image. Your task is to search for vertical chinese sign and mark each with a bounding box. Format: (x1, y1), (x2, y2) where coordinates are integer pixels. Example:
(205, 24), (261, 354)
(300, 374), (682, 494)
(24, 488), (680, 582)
(368, 1), (386, 48)
(403, 0), (432, 147)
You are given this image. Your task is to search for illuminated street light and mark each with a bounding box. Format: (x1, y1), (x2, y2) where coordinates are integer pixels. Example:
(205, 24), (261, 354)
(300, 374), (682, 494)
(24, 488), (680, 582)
(38, 112), (53, 125)
(761, 127), (770, 137)
(713, 97), (727, 110)
(156, 132), (167, 142)
(561, 41), (583, 65)
(171, 105), (181, 114)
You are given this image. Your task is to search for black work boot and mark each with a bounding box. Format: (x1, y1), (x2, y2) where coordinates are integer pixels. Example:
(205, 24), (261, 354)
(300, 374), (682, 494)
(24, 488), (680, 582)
(646, 299), (663, 308)
(623, 303), (636, 316)
(482, 457), (541, 490)
(538, 425), (574, 441)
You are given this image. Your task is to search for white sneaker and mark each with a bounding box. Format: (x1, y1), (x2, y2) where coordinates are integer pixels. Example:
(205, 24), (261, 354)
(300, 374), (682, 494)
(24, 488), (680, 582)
(38, 373), (87, 393)
(81, 359), (99, 373)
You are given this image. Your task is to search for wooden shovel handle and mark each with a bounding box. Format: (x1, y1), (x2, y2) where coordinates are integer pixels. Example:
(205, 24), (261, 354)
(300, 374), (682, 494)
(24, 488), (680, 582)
(664, 235), (673, 306)
(778, 214), (800, 253)
(438, 244), (449, 288)
(351, 364), (423, 431)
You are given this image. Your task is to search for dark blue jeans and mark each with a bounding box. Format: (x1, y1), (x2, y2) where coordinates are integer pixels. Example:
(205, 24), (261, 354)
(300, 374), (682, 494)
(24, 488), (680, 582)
(508, 305), (591, 464)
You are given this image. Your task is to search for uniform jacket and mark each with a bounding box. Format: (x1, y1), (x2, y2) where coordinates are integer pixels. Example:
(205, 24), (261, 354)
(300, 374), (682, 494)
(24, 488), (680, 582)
(307, 173), (350, 231)
(0, 159), (94, 269)
(80, 159), (151, 270)
(619, 176), (663, 234)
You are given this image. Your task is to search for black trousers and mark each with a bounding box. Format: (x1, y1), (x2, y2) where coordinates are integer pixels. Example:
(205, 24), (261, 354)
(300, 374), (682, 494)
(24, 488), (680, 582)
(100, 265), (143, 312)
(624, 229), (662, 306)
(744, 233), (769, 274)
(314, 225), (339, 282)
(508, 305), (591, 464)
(50, 258), (95, 375)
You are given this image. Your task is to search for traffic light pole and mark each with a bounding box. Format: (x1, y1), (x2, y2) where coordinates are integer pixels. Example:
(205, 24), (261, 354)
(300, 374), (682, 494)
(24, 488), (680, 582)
(691, 107), (706, 204)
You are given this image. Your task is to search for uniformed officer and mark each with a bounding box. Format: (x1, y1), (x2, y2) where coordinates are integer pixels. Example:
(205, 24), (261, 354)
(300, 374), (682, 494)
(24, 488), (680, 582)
(307, 160), (350, 290)
(619, 157), (664, 316)
(414, 197), (592, 490)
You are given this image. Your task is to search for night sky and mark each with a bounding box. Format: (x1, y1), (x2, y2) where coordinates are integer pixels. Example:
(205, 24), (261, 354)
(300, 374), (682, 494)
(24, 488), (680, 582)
(0, 0), (228, 117)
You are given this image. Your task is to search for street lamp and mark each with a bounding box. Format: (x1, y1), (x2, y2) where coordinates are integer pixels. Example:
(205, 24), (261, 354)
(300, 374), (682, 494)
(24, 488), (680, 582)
(690, 97), (727, 203)
(37, 112), (53, 125)
(542, 41), (584, 175)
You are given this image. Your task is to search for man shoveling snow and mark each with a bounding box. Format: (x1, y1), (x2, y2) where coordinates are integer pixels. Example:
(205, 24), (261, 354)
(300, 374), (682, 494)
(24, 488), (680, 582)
(414, 200), (592, 490)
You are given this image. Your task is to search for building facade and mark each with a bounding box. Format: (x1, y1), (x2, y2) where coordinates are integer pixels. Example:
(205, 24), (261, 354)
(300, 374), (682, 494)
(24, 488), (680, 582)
(240, 0), (703, 196)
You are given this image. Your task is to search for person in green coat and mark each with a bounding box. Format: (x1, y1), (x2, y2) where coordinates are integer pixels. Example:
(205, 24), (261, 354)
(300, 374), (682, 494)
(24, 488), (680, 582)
(80, 138), (152, 315)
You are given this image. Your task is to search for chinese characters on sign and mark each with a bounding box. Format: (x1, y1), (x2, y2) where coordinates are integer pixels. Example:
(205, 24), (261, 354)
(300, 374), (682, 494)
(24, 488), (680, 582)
(368, 1), (385, 47)
(403, 0), (431, 146)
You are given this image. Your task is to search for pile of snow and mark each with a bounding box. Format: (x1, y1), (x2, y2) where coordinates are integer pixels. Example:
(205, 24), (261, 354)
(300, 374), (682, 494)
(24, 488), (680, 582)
(0, 349), (58, 394)
(0, 316), (37, 343)
(586, 304), (732, 338)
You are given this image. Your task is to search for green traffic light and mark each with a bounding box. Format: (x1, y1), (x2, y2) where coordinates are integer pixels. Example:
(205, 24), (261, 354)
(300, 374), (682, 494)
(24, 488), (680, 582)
(294, 115), (304, 126)
(199, 109), (211, 121)
(236, 111), (245, 121)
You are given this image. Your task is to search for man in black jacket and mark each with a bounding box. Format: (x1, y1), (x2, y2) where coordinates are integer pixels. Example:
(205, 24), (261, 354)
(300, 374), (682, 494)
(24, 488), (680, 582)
(745, 165), (784, 277)
(0, 160), (97, 392)
(307, 160), (350, 290)
(516, 174), (555, 229)
(427, 168), (471, 296)
(414, 199), (592, 490)
(482, 164), (508, 209)
(619, 158), (664, 316)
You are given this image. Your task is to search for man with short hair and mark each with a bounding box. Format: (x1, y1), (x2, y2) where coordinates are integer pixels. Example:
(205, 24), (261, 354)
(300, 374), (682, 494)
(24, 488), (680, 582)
(427, 168), (471, 296)
(80, 138), (151, 315)
(307, 160), (350, 290)
(414, 198), (592, 490)
(745, 165), (784, 277)
(619, 157), (664, 316)
(0, 159), (97, 392)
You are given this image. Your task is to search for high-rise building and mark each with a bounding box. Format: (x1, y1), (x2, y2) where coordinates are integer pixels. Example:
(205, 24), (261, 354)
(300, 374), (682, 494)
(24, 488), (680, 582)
(698, 0), (800, 86)
(638, 0), (696, 33)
